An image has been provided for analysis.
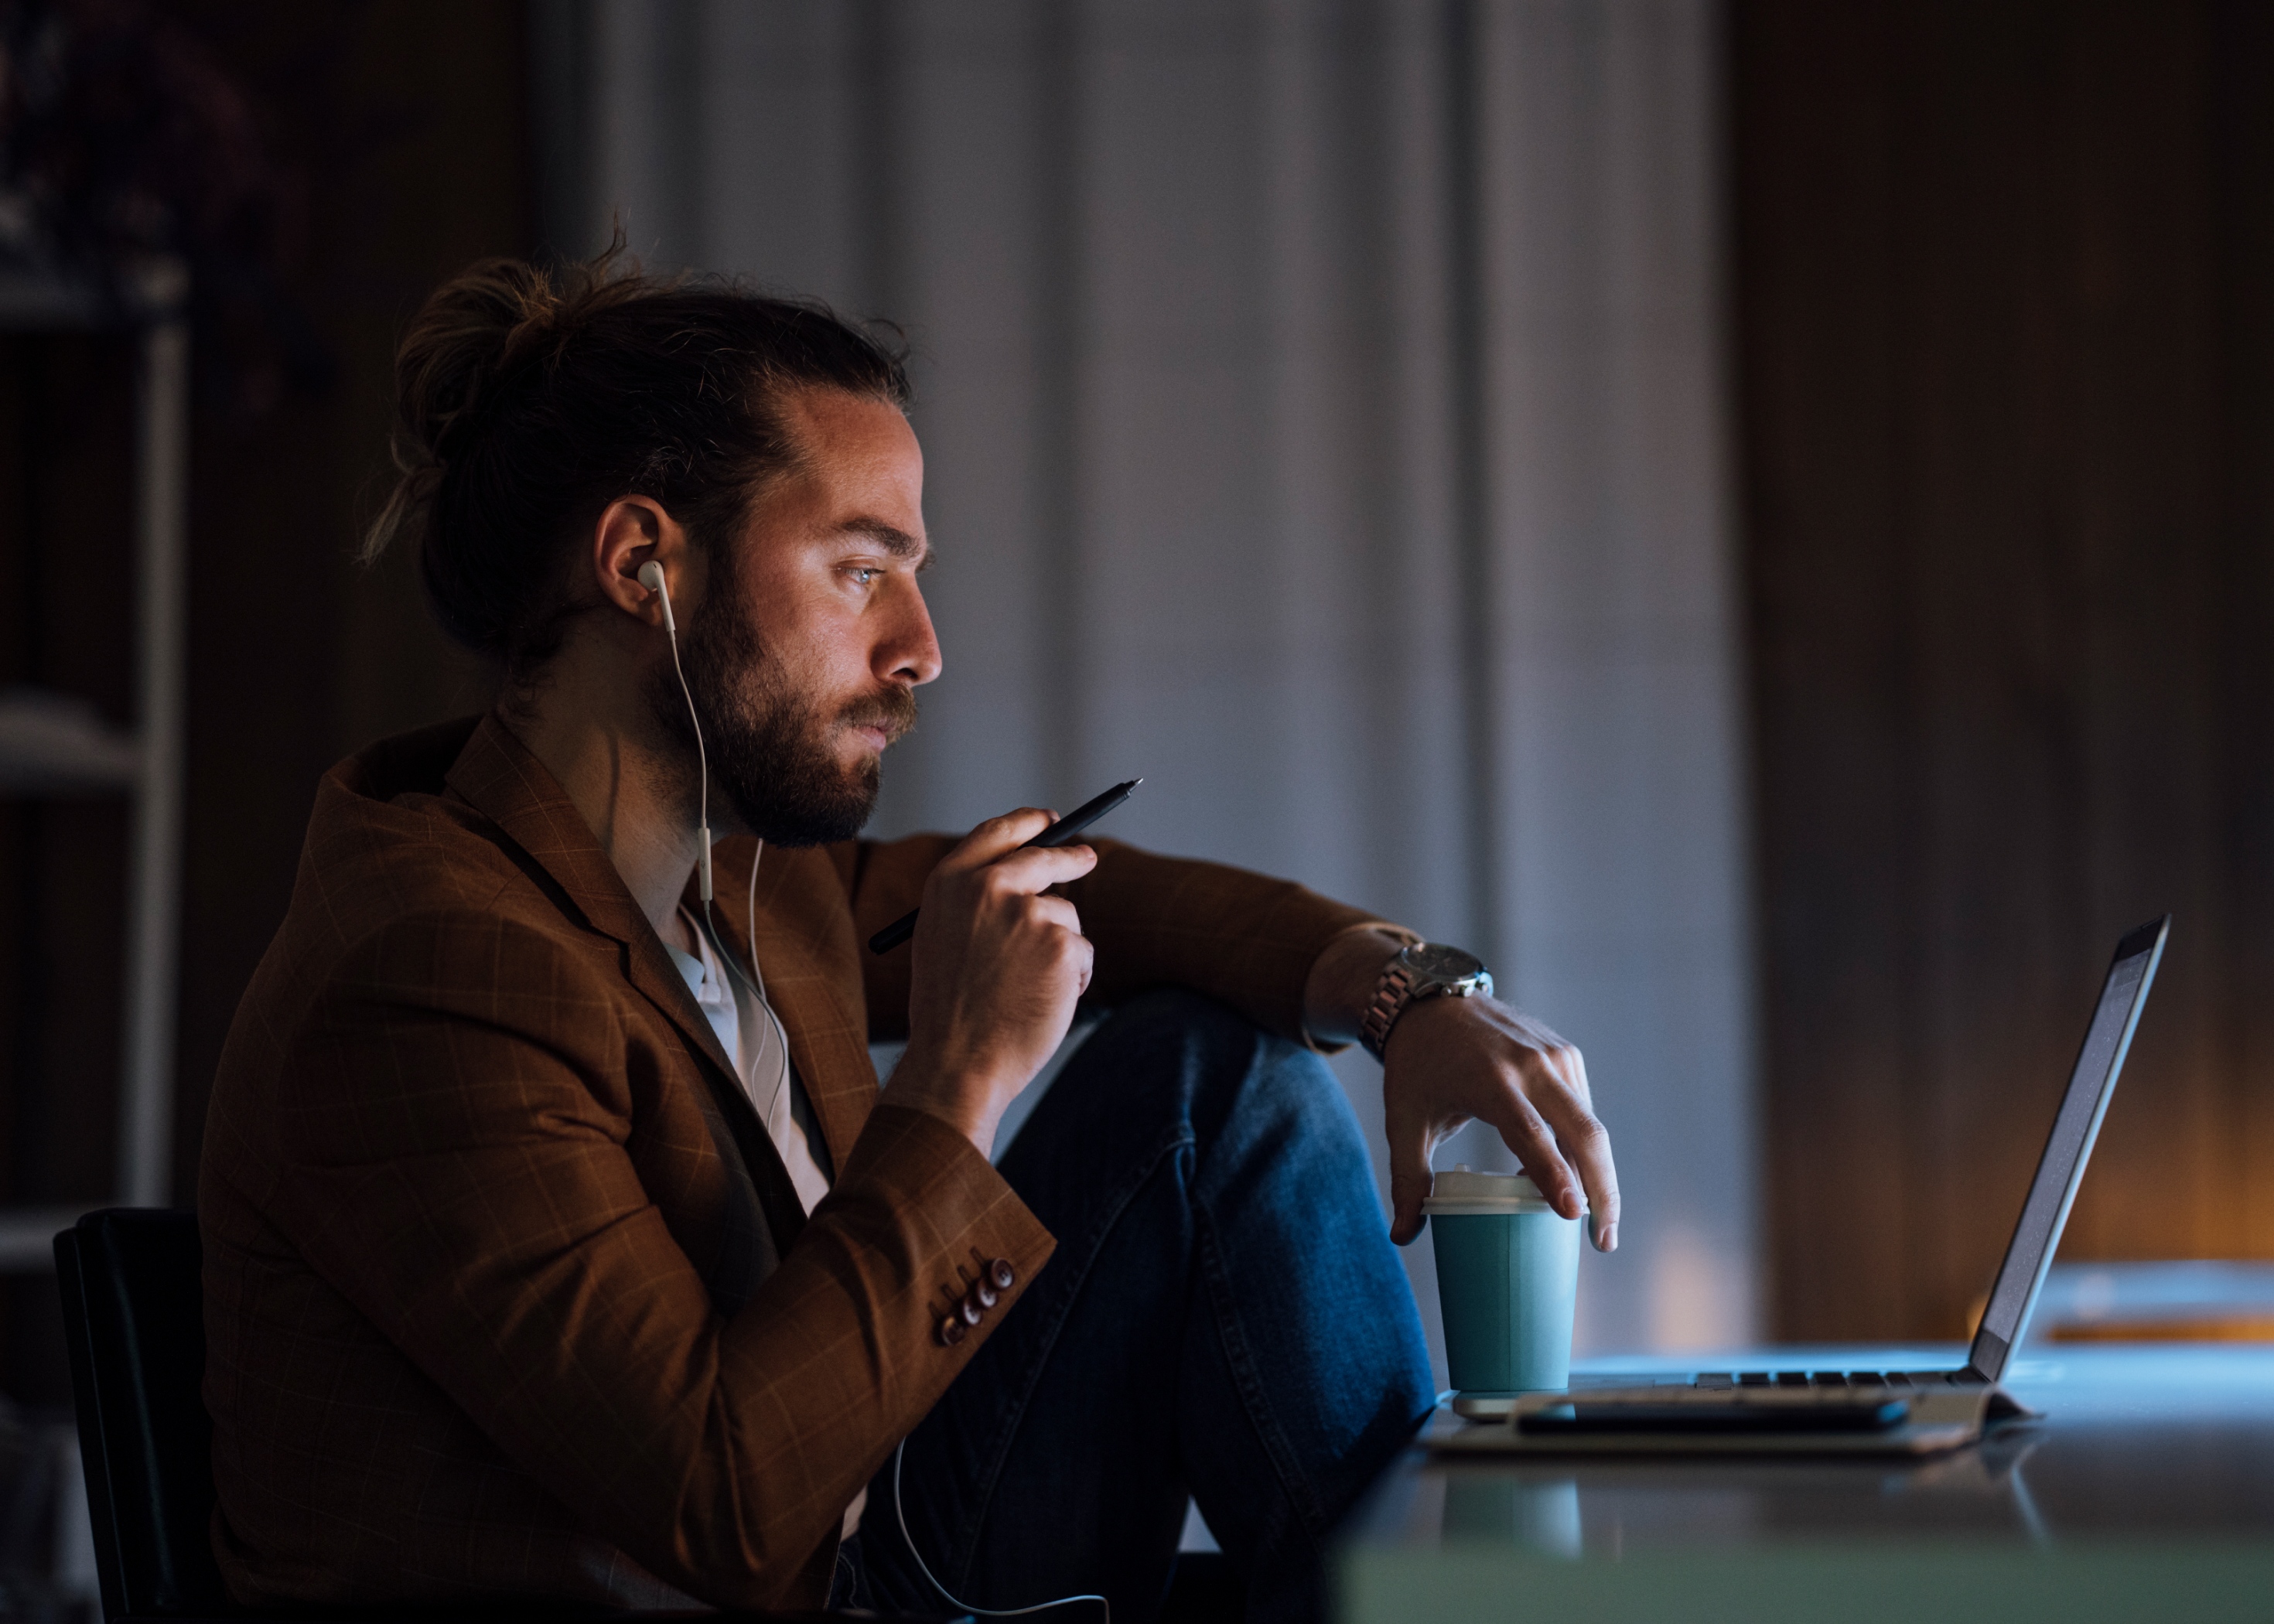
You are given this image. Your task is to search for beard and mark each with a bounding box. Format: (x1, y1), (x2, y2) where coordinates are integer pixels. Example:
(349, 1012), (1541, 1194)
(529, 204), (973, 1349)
(646, 558), (918, 848)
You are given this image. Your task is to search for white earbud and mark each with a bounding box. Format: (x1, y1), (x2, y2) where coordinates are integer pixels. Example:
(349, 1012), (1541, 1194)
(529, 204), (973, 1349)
(640, 558), (709, 902)
(637, 560), (675, 631)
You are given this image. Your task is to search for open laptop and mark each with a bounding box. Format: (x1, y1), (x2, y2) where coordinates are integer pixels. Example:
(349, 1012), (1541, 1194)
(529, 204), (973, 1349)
(1453, 914), (2170, 1425)
(1685, 913), (2169, 1395)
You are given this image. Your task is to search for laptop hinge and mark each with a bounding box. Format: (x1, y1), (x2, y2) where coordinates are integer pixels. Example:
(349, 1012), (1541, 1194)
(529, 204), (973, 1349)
(1967, 1326), (2010, 1383)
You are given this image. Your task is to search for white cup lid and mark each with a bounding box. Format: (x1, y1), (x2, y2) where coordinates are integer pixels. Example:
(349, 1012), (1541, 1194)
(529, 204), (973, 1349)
(1421, 1165), (1579, 1215)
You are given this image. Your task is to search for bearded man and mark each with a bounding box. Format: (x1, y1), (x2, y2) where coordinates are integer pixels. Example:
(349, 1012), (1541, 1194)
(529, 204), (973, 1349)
(199, 254), (1620, 1624)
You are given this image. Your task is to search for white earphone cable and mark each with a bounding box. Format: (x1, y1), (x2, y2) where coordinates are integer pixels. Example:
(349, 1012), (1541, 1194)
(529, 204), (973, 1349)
(659, 599), (713, 903)
(650, 561), (780, 1116)
(891, 1441), (1107, 1624)
(702, 840), (788, 1126)
(743, 839), (767, 1001)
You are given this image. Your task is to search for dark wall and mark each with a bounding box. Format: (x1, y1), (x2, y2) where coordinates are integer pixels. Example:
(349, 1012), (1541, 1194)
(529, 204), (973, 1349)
(0, 0), (525, 1404)
(0, 340), (139, 1224)
(1736, 0), (2274, 1341)
(166, 0), (525, 1201)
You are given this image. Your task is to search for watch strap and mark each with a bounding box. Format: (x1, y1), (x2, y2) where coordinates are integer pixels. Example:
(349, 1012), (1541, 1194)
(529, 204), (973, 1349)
(1360, 958), (1417, 1062)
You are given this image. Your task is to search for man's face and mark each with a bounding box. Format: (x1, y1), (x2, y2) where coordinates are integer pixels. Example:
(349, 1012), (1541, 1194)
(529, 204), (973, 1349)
(656, 386), (941, 847)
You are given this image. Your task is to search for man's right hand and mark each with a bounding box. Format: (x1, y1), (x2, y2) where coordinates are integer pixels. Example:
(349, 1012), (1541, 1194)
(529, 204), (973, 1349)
(886, 809), (1098, 1157)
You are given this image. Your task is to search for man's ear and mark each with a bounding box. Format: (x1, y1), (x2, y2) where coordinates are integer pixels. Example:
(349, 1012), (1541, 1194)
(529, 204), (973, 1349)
(591, 496), (688, 629)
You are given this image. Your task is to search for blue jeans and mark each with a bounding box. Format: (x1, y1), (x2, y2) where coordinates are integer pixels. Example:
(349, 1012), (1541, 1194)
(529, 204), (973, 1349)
(848, 990), (1436, 1624)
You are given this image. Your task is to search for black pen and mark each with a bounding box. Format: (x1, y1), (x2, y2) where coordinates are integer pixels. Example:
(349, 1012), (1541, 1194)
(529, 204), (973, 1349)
(868, 779), (1143, 954)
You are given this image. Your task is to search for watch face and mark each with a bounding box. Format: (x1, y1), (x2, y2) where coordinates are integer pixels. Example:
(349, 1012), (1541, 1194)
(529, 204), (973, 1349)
(1406, 943), (1487, 984)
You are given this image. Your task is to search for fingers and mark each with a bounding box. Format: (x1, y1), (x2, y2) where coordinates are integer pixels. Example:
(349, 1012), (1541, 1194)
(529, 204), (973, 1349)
(1067, 926), (1096, 997)
(939, 807), (1059, 870)
(1385, 1114), (1436, 1248)
(1562, 1040), (1596, 1110)
(1407, 1005), (1617, 1250)
(899, 811), (1099, 1160)
(1480, 1043), (1618, 1253)
(1380, 998), (1622, 1253)
(1565, 1114), (1620, 1253)
(938, 810), (1099, 895)
(1474, 1090), (1583, 1223)
(1525, 1034), (1617, 1250)
(985, 841), (1098, 893)
(1021, 894), (1091, 995)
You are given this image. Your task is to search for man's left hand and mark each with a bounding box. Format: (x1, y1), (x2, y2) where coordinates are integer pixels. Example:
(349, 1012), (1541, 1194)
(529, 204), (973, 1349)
(1378, 995), (1617, 1250)
(1303, 926), (1620, 1251)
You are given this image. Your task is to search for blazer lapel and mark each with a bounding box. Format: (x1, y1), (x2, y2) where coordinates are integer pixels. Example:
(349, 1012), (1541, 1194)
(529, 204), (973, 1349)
(440, 715), (810, 1262)
(702, 839), (879, 1177)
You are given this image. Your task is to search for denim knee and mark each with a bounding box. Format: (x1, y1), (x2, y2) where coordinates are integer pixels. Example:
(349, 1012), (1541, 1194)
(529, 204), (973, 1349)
(1056, 988), (1370, 1190)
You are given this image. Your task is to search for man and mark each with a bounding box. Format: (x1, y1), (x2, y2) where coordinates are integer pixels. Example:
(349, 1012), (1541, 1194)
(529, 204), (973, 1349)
(200, 254), (1618, 1622)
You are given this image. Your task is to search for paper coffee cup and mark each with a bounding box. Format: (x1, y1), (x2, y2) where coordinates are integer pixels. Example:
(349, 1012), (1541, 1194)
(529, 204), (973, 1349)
(1426, 1168), (1583, 1395)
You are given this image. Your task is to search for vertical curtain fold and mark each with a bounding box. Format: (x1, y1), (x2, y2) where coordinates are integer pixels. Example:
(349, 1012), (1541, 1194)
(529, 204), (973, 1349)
(533, 0), (1756, 1360)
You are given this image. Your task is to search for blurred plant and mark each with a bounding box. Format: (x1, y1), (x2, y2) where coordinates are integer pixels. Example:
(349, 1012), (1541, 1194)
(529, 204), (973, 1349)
(0, 0), (333, 415)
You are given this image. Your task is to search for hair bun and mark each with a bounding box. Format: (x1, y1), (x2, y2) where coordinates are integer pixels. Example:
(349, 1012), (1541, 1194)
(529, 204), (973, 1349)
(361, 260), (576, 575)
(400, 260), (562, 472)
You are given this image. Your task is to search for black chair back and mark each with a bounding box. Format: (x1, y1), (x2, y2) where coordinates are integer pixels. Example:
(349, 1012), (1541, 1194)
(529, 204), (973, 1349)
(39, 1206), (1062, 1624)
(54, 1208), (230, 1621)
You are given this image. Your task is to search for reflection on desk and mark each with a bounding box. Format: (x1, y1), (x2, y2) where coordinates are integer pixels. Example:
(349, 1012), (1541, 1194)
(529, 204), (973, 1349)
(1338, 1344), (2274, 1623)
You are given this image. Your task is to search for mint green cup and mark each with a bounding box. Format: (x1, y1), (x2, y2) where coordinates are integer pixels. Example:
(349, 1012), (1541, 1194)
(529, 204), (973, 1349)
(1426, 1168), (1583, 1397)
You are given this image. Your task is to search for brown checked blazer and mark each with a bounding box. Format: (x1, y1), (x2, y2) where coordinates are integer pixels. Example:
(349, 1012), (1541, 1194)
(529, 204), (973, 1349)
(199, 714), (1381, 1612)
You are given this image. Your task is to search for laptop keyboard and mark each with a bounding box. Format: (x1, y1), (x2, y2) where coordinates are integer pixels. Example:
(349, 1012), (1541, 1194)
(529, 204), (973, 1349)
(1692, 1370), (1982, 1389)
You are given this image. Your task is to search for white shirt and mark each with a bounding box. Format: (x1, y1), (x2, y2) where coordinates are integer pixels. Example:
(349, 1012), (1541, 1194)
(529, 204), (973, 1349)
(664, 910), (832, 1215)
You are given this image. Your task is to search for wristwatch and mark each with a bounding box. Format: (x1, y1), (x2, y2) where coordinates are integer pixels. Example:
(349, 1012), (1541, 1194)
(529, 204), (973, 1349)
(1360, 943), (1494, 1061)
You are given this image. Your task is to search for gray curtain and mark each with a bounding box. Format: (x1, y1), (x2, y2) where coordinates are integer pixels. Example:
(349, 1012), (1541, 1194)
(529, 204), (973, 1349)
(533, 0), (1757, 1365)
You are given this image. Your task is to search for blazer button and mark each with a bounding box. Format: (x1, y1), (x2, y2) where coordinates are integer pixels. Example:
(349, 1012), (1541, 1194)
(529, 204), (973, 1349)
(988, 1259), (1016, 1292)
(957, 1297), (983, 1327)
(936, 1315), (966, 1347)
(968, 1278), (999, 1312)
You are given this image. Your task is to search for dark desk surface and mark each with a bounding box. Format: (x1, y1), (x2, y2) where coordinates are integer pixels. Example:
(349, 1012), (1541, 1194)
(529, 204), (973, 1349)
(1337, 1344), (2274, 1623)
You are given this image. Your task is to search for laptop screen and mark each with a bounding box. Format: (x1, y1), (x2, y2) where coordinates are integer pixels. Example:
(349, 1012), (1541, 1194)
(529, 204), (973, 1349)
(1967, 916), (2169, 1380)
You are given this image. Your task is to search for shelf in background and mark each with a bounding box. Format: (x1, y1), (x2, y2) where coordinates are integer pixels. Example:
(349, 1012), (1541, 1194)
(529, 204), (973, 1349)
(0, 688), (139, 793)
(0, 1206), (96, 1270)
(0, 257), (187, 329)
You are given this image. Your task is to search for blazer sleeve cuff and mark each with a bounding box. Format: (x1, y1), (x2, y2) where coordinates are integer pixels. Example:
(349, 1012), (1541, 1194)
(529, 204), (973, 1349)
(824, 1101), (1057, 1334)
